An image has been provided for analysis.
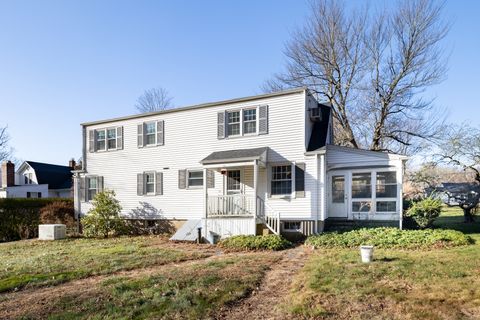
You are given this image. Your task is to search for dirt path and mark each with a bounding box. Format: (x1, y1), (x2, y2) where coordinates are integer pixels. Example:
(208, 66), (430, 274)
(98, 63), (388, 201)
(215, 245), (311, 320)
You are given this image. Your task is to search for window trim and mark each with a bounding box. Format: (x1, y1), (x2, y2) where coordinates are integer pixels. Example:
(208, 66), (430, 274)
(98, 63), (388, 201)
(144, 121), (157, 146)
(87, 176), (99, 202)
(269, 163), (295, 199)
(187, 169), (204, 189)
(95, 127), (121, 152)
(226, 109), (242, 137)
(225, 106), (260, 138)
(144, 171), (156, 195)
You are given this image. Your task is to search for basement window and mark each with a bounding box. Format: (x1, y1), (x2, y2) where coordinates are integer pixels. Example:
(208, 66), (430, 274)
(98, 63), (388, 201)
(283, 221), (301, 232)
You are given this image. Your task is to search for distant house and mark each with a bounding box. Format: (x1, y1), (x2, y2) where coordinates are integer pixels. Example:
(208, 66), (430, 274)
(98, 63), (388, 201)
(0, 160), (74, 198)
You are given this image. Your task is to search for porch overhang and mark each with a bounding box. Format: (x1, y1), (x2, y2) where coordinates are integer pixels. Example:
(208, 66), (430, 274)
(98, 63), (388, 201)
(200, 147), (268, 168)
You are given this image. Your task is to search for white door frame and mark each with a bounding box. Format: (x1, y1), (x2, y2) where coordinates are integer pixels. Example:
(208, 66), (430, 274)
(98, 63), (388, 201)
(223, 168), (244, 195)
(327, 170), (350, 219)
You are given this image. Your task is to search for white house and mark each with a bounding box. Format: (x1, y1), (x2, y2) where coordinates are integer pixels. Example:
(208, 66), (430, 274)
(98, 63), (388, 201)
(0, 160), (74, 199)
(74, 88), (407, 240)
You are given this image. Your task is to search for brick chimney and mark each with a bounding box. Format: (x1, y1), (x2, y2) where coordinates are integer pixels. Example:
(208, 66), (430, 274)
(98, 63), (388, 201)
(69, 158), (76, 169)
(1, 161), (15, 187)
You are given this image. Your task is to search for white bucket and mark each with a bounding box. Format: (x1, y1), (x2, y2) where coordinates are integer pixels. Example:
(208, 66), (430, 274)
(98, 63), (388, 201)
(360, 245), (374, 263)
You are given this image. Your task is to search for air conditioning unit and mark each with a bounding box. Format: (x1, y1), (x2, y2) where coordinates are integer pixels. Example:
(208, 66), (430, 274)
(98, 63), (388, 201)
(309, 107), (322, 122)
(39, 224), (66, 240)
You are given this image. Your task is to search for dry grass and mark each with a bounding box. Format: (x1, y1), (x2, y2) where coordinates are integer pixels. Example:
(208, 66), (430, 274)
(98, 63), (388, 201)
(287, 207), (480, 319)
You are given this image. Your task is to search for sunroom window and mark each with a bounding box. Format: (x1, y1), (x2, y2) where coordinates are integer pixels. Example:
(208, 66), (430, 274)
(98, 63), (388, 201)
(351, 173), (372, 198)
(376, 172), (397, 198)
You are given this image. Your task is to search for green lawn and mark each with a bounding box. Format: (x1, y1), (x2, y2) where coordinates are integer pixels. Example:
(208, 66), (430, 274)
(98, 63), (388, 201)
(288, 207), (480, 319)
(0, 236), (209, 293)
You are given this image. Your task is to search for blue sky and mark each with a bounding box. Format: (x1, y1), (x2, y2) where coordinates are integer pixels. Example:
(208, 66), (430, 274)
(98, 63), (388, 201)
(0, 0), (479, 165)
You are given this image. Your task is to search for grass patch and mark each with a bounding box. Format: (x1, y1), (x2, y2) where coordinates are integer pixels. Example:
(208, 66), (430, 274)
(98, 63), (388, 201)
(288, 207), (480, 319)
(23, 254), (279, 320)
(218, 234), (292, 251)
(306, 227), (473, 249)
(0, 236), (208, 292)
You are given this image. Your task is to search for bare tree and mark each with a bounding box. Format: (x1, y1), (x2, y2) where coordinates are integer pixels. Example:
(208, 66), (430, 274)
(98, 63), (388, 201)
(0, 126), (12, 163)
(264, 0), (449, 154)
(436, 125), (480, 222)
(135, 87), (174, 113)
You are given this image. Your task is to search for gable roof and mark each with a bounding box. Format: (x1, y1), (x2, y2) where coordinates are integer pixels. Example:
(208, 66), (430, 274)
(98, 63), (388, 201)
(307, 103), (331, 152)
(81, 87), (308, 127)
(24, 161), (73, 190)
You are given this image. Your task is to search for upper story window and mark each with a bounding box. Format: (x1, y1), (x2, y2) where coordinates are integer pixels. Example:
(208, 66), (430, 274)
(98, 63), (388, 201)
(24, 173), (32, 184)
(218, 105), (268, 139)
(243, 109), (257, 134)
(89, 127), (123, 153)
(137, 120), (164, 148)
(227, 111), (241, 136)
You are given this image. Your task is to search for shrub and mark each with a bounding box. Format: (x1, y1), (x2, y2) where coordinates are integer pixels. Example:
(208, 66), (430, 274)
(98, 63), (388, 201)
(40, 201), (75, 227)
(218, 234), (293, 251)
(305, 227), (473, 249)
(0, 198), (73, 242)
(82, 190), (126, 238)
(405, 196), (443, 229)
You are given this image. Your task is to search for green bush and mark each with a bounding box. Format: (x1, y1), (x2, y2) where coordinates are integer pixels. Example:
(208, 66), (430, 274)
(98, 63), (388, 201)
(218, 234), (292, 251)
(0, 198), (73, 242)
(405, 197), (443, 229)
(82, 190), (127, 238)
(305, 227), (473, 249)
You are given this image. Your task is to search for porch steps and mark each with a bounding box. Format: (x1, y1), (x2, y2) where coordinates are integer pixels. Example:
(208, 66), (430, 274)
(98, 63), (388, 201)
(325, 219), (399, 232)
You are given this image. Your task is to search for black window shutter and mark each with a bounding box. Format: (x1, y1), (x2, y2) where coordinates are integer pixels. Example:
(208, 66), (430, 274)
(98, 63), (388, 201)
(295, 163), (305, 198)
(207, 169), (215, 188)
(156, 172), (163, 195)
(97, 176), (104, 192)
(178, 170), (187, 189)
(137, 124), (144, 148)
(84, 177), (89, 201)
(217, 111), (226, 139)
(157, 120), (164, 146)
(137, 173), (144, 196)
(88, 130), (95, 152)
(116, 127), (123, 150)
(258, 105), (269, 135)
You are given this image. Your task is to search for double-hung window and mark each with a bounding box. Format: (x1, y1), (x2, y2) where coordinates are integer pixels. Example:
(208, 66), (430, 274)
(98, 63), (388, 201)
(227, 111), (241, 136)
(88, 177), (98, 201)
(376, 171), (397, 212)
(96, 130), (106, 151)
(145, 122), (157, 146)
(145, 172), (155, 194)
(271, 165), (292, 196)
(187, 170), (203, 188)
(107, 128), (117, 149)
(243, 109), (257, 134)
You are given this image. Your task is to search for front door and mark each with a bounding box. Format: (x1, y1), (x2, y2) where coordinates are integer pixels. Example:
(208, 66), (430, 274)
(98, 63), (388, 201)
(329, 172), (348, 218)
(225, 170), (243, 215)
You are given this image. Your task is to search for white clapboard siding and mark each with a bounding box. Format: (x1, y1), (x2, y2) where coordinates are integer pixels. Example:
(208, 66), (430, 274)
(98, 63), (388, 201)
(79, 90), (322, 221)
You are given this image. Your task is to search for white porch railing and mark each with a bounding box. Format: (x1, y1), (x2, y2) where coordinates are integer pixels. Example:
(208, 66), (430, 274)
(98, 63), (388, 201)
(256, 197), (280, 235)
(207, 195), (255, 217)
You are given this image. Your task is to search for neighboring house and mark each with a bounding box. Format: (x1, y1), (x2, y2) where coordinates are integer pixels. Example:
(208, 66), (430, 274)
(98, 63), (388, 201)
(0, 160), (74, 198)
(74, 88), (407, 240)
(427, 182), (479, 205)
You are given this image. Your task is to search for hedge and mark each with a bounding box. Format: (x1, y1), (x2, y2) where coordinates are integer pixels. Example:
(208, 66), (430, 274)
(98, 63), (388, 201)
(305, 227), (474, 249)
(218, 234), (293, 251)
(0, 198), (74, 242)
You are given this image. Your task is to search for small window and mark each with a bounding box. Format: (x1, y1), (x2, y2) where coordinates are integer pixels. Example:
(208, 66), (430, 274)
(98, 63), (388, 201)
(243, 109), (257, 134)
(88, 177), (98, 201)
(377, 201), (396, 212)
(352, 173), (372, 198)
(145, 172), (155, 194)
(96, 130), (106, 151)
(27, 192), (41, 198)
(188, 170), (203, 188)
(376, 172), (397, 198)
(271, 165), (292, 196)
(226, 170), (241, 194)
(145, 122), (157, 145)
(352, 201), (371, 212)
(283, 221), (301, 231)
(227, 111), (241, 136)
(107, 128), (117, 149)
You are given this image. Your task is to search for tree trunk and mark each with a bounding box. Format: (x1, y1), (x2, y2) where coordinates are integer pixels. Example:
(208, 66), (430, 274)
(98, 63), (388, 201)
(462, 207), (475, 223)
